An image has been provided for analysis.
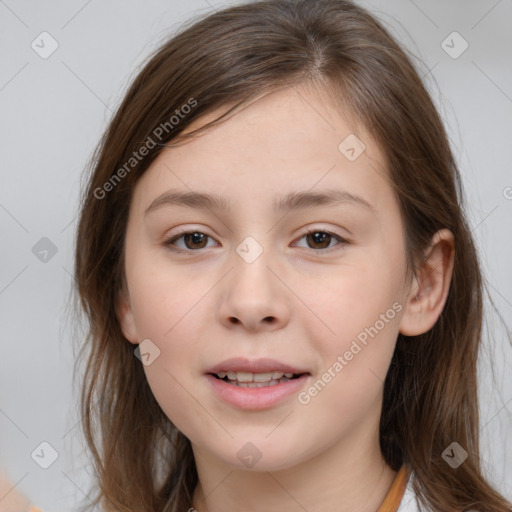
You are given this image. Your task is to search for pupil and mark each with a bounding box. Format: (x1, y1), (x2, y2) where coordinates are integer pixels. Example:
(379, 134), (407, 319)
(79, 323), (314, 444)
(307, 232), (330, 249)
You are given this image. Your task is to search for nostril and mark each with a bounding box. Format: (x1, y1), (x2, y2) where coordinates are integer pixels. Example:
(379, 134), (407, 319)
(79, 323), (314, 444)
(228, 316), (276, 325)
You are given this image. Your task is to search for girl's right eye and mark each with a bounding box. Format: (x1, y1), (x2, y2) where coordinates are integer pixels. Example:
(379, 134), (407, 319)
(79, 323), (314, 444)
(163, 231), (218, 252)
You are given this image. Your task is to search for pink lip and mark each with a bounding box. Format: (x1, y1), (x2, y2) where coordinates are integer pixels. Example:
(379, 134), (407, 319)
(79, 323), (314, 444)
(207, 357), (309, 375)
(206, 373), (310, 410)
(205, 358), (311, 410)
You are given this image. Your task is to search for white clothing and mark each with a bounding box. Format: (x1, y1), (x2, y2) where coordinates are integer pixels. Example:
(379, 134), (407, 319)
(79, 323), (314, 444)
(397, 473), (420, 512)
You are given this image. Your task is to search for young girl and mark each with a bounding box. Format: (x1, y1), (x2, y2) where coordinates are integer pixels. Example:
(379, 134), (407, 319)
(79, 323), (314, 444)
(73, 1), (512, 511)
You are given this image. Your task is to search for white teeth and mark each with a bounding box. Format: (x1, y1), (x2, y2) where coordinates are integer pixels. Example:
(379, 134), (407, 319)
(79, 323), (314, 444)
(236, 372), (253, 382)
(230, 378), (291, 388)
(253, 372), (274, 382)
(236, 381), (269, 388)
(215, 370), (298, 384)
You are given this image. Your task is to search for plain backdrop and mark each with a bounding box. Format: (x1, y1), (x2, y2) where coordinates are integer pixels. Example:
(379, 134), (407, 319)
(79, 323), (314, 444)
(1, 0), (511, 510)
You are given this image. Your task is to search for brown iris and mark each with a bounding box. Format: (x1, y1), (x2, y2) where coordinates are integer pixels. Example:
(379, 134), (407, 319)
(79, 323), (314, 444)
(183, 232), (209, 249)
(305, 232), (332, 249)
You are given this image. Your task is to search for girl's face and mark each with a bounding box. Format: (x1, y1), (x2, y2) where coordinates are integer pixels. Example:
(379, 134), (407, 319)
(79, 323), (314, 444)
(118, 85), (413, 472)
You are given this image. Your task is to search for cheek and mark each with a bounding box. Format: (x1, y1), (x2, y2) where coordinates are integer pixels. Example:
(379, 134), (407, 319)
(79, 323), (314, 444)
(297, 288), (401, 436)
(302, 256), (403, 344)
(298, 253), (404, 402)
(142, 356), (210, 439)
(125, 249), (218, 419)
(131, 290), (210, 437)
(127, 248), (210, 340)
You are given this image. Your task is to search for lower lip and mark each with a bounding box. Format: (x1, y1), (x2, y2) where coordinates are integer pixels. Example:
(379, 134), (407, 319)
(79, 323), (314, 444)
(206, 374), (310, 410)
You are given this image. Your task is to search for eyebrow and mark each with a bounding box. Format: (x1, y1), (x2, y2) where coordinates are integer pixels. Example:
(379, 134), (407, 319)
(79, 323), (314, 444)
(144, 189), (375, 216)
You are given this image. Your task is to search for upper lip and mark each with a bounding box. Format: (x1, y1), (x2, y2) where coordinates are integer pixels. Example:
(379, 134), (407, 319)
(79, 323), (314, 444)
(207, 357), (310, 375)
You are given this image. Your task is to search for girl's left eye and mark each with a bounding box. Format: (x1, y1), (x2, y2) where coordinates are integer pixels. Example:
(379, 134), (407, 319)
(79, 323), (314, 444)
(163, 229), (348, 253)
(294, 230), (347, 251)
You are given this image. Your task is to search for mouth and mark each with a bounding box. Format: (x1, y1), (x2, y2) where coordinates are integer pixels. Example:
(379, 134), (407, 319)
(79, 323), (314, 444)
(210, 370), (305, 388)
(205, 364), (311, 410)
(206, 357), (310, 388)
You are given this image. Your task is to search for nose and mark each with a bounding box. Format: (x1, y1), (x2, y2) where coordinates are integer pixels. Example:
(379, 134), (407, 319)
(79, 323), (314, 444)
(216, 247), (291, 332)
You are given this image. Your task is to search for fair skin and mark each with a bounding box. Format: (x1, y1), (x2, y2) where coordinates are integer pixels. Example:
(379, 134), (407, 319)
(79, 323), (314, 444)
(117, 84), (454, 512)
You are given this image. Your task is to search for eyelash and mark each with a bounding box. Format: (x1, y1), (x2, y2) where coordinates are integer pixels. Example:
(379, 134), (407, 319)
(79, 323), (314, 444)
(162, 228), (349, 254)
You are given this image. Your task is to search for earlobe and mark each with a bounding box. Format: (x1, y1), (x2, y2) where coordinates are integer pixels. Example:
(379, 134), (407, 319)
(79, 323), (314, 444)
(399, 229), (455, 336)
(116, 288), (139, 344)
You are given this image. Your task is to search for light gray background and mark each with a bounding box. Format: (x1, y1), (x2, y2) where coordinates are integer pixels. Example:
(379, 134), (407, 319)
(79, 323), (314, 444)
(1, 0), (511, 510)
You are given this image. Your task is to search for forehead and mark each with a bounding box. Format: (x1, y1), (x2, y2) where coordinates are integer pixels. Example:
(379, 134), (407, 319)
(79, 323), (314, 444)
(132, 85), (393, 214)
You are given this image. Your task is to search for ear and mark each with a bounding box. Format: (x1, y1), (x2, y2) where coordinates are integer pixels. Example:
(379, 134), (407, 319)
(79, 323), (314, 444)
(399, 229), (455, 336)
(116, 285), (139, 345)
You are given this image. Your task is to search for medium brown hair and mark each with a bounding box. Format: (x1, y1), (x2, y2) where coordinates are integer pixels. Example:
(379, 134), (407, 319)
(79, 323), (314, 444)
(73, 1), (512, 510)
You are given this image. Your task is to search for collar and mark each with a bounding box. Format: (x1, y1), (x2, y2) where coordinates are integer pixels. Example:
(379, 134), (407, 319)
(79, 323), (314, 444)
(376, 465), (411, 512)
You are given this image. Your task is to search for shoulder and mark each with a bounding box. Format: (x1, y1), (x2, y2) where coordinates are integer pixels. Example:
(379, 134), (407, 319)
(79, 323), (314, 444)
(397, 472), (421, 512)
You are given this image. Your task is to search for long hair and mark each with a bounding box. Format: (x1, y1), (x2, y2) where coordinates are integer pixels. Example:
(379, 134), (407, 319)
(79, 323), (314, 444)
(73, 1), (512, 510)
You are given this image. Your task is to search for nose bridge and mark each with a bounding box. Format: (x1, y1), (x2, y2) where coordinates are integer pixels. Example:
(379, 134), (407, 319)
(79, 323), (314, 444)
(231, 234), (276, 302)
(216, 234), (290, 331)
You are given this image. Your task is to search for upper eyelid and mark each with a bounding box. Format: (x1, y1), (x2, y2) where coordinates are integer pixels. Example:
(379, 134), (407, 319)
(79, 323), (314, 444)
(165, 224), (348, 238)
(165, 227), (346, 240)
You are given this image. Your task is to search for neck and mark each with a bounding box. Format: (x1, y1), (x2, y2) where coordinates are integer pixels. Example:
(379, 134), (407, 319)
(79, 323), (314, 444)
(191, 424), (396, 512)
